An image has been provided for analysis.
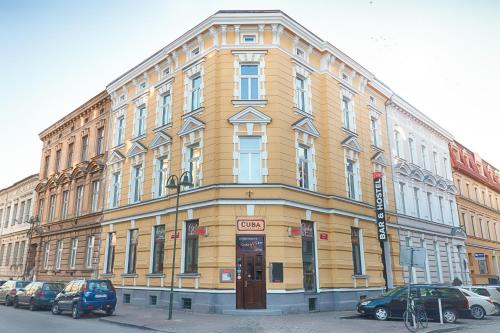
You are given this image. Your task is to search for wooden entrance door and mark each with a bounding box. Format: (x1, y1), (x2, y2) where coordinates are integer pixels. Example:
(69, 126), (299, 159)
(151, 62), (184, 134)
(236, 235), (266, 309)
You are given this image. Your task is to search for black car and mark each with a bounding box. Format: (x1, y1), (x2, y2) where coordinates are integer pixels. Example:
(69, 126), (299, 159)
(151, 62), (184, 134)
(357, 284), (469, 323)
(13, 281), (65, 310)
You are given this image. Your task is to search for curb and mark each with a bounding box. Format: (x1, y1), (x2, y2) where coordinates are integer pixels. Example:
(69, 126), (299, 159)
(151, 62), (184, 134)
(99, 317), (173, 333)
(426, 326), (463, 333)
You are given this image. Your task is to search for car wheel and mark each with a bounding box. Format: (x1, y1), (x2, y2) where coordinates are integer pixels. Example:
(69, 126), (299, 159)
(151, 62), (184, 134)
(494, 303), (500, 315)
(105, 308), (114, 316)
(72, 303), (80, 319)
(5, 296), (12, 306)
(374, 306), (389, 321)
(443, 309), (457, 323)
(29, 299), (36, 311)
(470, 305), (485, 319)
(13, 297), (19, 308)
(51, 302), (61, 315)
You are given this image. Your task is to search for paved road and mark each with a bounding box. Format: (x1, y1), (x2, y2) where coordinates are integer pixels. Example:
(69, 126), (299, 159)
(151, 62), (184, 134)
(0, 305), (148, 333)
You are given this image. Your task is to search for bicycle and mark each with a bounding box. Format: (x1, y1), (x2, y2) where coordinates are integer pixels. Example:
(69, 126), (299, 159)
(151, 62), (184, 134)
(403, 297), (428, 332)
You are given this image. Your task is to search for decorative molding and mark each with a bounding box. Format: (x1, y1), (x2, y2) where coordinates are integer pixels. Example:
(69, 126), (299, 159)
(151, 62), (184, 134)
(341, 135), (362, 153)
(149, 131), (172, 149)
(127, 141), (148, 158)
(292, 117), (319, 137)
(178, 116), (205, 137)
(107, 150), (125, 165)
(228, 107), (271, 124)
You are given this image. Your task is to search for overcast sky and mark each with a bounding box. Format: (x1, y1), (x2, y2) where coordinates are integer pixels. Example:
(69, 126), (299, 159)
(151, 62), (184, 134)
(0, 0), (499, 189)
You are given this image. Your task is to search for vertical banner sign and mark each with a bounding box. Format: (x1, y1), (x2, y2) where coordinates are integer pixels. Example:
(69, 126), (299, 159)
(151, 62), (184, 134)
(373, 172), (387, 241)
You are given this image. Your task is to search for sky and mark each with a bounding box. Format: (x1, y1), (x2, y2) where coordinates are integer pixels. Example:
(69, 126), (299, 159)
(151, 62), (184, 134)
(0, 0), (499, 189)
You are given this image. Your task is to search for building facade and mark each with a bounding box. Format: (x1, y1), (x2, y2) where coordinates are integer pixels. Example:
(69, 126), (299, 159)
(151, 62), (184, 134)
(0, 174), (38, 280)
(32, 91), (111, 282)
(450, 141), (500, 285)
(386, 96), (469, 285)
(99, 10), (403, 314)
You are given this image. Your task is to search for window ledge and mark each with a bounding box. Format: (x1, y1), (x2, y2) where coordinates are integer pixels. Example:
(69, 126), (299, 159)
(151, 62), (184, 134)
(112, 143), (125, 150)
(342, 127), (358, 137)
(131, 134), (146, 143)
(146, 273), (165, 278)
(121, 273), (138, 278)
(153, 123), (173, 132)
(371, 145), (384, 152)
(352, 275), (368, 279)
(182, 107), (204, 120)
(177, 273), (200, 278)
(232, 99), (268, 107)
(293, 107), (313, 118)
(100, 273), (114, 278)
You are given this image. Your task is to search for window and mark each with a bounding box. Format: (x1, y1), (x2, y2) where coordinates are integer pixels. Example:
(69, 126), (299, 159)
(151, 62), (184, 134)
(43, 155), (50, 178)
(96, 127), (105, 155)
(442, 157), (448, 177)
(351, 228), (364, 275)
(242, 34), (257, 43)
(18, 201), (25, 224)
(43, 242), (50, 270)
(55, 149), (61, 172)
(478, 257), (488, 274)
(69, 238), (78, 269)
(342, 97), (355, 131)
(482, 191), (486, 205)
(38, 199), (44, 222)
(10, 203), (18, 225)
(296, 48), (305, 58)
(4, 206), (10, 227)
(187, 144), (201, 187)
(131, 165), (143, 203)
(55, 240), (63, 270)
(184, 221), (199, 273)
(116, 116), (125, 146)
(433, 151), (439, 174)
(159, 94), (171, 126)
(105, 232), (116, 274)
(85, 236), (94, 269)
(81, 135), (88, 161)
(449, 200), (455, 225)
(475, 187), (479, 202)
(61, 191), (69, 219)
(48, 194), (56, 223)
(191, 47), (200, 57)
(438, 196), (445, 222)
(399, 182), (406, 214)
(301, 221), (316, 292)
(67, 143), (74, 168)
(370, 117), (380, 147)
(240, 64), (259, 100)
(427, 192), (433, 220)
(110, 172), (121, 208)
(91, 180), (99, 213)
(295, 76), (306, 112)
(191, 76), (201, 110)
(239, 137), (261, 183)
(394, 130), (402, 157)
(408, 138), (416, 163)
(421, 145), (427, 169)
(155, 156), (169, 198)
(75, 185), (84, 217)
(12, 242), (19, 266)
(126, 229), (138, 274)
(135, 107), (146, 137)
(466, 183), (470, 197)
(413, 187), (420, 217)
(18, 241), (25, 266)
(346, 159), (358, 200)
(0, 244), (4, 266)
(152, 225), (165, 274)
(5, 243), (12, 266)
(298, 145), (311, 189)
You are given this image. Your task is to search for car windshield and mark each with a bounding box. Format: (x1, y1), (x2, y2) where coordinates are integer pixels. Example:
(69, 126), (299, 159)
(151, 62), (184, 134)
(16, 282), (29, 288)
(43, 283), (65, 291)
(473, 288), (490, 297)
(87, 281), (113, 292)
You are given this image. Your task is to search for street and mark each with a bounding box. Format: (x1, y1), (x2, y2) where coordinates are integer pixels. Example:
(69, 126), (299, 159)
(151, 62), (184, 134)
(1, 304), (500, 333)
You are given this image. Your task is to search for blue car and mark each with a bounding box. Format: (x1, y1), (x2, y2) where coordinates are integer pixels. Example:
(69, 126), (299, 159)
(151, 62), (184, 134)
(13, 281), (65, 310)
(51, 279), (117, 319)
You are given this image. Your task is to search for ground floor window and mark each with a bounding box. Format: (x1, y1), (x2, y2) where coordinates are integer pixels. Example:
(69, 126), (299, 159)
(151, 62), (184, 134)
(184, 220), (199, 273)
(152, 225), (165, 273)
(127, 229), (139, 274)
(478, 257), (488, 274)
(351, 228), (363, 276)
(301, 221), (316, 292)
(105, 232), (116, 274)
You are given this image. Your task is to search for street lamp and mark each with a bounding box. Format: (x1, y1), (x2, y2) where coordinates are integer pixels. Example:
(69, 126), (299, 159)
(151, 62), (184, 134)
(166, 171), (193, 320)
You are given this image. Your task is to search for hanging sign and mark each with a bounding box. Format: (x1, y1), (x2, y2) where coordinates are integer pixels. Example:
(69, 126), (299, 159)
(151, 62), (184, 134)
(373, 172), (387, 241)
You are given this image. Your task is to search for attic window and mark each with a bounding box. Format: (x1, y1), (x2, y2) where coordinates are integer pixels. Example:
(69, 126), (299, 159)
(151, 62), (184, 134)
(242, 34), (257, 43)
(139, 81), (147, 89)
(163, 67), (170, 76)
(296, 48), (305, 58)
(369, 96), (375, 104)
(342, 73), (349, 81)
(119, 94), (126, 102)
(191, 47), (200, 57)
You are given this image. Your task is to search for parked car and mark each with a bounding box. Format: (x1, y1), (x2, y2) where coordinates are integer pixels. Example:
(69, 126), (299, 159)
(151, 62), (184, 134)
(13, 281), (65, 311)
(458, 288), (496, 319)
(0, 280), (30, 306)
(51, 279), (116, 319)
(357, 284), (469, 323)
(0, 280), (6, 287)
(470, 286), (500, 315)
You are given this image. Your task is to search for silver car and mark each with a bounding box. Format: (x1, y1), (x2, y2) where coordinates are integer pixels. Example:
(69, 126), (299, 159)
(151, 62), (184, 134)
(472, 286), (500, 315)
(0, 280), (30, 306)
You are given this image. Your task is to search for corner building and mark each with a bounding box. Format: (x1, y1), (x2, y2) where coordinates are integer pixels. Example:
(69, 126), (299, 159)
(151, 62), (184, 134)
(32, 91), (111, 282)
(450, 141), (500, 284)
(100, 10), (403, 314)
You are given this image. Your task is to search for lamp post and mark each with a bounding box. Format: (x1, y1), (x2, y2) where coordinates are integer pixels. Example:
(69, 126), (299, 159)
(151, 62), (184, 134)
(166, 171), (193, 320)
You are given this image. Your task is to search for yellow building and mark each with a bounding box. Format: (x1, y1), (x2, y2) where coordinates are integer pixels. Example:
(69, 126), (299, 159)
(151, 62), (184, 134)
(99, 10), (403, 313)
(450, 141), (500, 285)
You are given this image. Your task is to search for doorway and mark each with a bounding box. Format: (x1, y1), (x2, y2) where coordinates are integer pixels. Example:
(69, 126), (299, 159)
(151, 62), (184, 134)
(236, 235), (266, 309)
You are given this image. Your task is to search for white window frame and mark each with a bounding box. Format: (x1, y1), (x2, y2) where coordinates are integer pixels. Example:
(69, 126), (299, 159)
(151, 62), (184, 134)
(345, 158), (360, 200)
(398, 182), (406, 214)
(239, 63), (259, 100)
(342, 95), (355, 132)
(295, 75), (306, 112)
(43, 242), (50, 270)
(91, 180), (99, 213)
(191, 75), (201, 111)
(48, 194), (56, 222)
(130, 164), (143, 203)
(186, 143), (201, 188)
(241, 33), (257, 44)
(421, 144), (428, 169)
(154, 155), (169, 198)
(69, 238), (78, 269)
(370, 116), (380, 147)
(237, 136), (262, 184)
(55, 240), (63, 270)
(75, 185), (84, 217)
(408, 137), (416, 163)
(110, 171), (121, 208)
(85, 236), (94, 269)
(61, 190), (69, 219)
(115, 115), (125, 146)
(298, 144), (312, 190)
(134, 106), (146, 137)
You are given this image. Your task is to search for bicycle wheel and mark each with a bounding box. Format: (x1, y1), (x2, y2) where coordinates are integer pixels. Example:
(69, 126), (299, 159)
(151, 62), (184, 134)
(403, 309), (419, 333)
(417, 309), (428, 329)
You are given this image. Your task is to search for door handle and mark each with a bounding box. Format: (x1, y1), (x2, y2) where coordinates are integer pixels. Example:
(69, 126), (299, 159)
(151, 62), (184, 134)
(244, 281), (248, 288)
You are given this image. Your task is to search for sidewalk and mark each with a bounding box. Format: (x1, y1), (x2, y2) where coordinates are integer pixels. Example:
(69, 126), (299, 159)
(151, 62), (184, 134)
(99, 304), (463, 333)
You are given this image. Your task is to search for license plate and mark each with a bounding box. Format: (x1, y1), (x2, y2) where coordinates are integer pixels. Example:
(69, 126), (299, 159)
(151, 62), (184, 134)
(95, 294), (107, 298)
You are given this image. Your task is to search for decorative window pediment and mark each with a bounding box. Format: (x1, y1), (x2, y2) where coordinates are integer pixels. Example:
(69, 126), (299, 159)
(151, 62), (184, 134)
(395, 161), (411, 176)
(436, 179), (448, 191)
(107, 150), (125, 165)
(446, 183), (458, 195)
(178, 116), (205, 137)
(409, 167), (424, 181)
(424, 174), (437, 186)
(228, 107), (271, 124)
(133, 92), (148, 108)
(149, 131), (172, 150)
(371, 151), (388, 167)
(127, 141), (147, 158)
(292, 117), (319, 137)
(341, 135), (362, 153)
